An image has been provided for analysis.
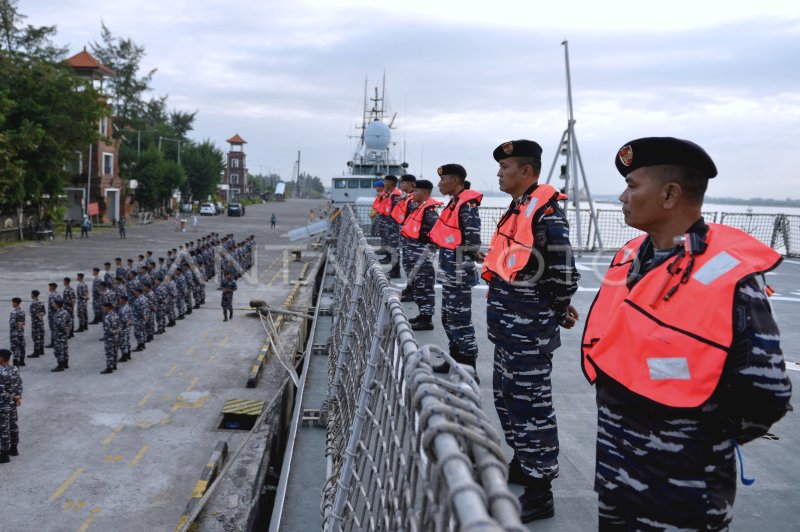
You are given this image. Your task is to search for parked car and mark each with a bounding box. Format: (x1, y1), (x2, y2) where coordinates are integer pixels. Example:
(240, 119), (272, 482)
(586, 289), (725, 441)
(227, 203), (245, 217)
(215, 202), (225, 215)
(199, 202), (216, 216)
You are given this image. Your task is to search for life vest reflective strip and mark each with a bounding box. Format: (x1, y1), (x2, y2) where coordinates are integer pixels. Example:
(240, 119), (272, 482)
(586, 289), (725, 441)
(429, 189), (483, 249)
(401, 198), (443, 240)
(581, 224), (782, 408)
(374, 188), (401, 216)
(480, 183), (565, 283)
(391, 195), (414, 224)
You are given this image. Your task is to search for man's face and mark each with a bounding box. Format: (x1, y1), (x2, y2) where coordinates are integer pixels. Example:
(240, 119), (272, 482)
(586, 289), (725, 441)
(619, 167), (668, 232)
(497, 158), (534, 197)
(413, 189), (429, 203)
(437, 174), (459, 195)
(399, 181), (413, 193)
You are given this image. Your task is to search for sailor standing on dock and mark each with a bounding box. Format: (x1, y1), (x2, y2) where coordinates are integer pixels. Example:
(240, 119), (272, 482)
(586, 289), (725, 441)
(429, 164), (482, 374)
(479, 140), (579, 522)
(373, 176), (401, 271)
(582, 137), (792, 530)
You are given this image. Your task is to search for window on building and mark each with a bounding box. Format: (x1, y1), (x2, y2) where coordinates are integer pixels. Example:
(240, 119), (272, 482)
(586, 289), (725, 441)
(231, 159), (240, 168)
(334, 179), (347, 189)
(231, 173), (239, 185)
(98, 117), (107, 137)
(103, 153), (114, 176)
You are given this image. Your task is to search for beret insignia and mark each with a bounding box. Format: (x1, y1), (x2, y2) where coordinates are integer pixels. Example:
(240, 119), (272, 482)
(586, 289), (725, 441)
(618, 145), (633, 167)
(502, 142), (514, 155)
(437, 166), (443, 176)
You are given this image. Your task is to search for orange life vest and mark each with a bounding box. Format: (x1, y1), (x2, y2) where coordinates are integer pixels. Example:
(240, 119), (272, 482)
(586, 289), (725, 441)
(373, 187), (401, 216)
(581, 223), (781, 408)
(401, 198), (443, 240)
(429, 189), (483, 249)
(480, 183), (565, 283)
(391, 194), (414, 224)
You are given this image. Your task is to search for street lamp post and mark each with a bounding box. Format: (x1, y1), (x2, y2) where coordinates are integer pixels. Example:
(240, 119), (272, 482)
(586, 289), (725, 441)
(158, 136), (182, 164)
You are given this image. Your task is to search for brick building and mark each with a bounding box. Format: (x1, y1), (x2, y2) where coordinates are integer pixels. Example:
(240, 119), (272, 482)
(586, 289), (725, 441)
(64, 48), (127, 223)
(223, 134), (249, 200)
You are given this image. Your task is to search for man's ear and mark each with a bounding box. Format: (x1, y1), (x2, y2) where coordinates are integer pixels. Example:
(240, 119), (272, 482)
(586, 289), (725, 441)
(662, 181), (682, 209)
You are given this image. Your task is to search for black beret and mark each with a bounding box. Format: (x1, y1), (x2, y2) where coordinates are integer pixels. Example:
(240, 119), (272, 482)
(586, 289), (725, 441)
(399, 174), (416, 183)
(383, 175), (398, 183)
(144, 282), (152, 287)
(415, 179), (434, 190)
(127, 258), (134, 263)
(101, 301), (114, 308)
(12, 297), (21, 304)
(615, 137), (717, 179)
(31, 290), (39, 296)
(115, 257), (122, 261)
(104, 262), (111, 267)
(53, 296), (63, 305)
(93, 267), (100, 272)
(48, 282), (57, 288)
(99, 281), (108, 287)
(437, 164), (467, 179)
(77, 273), (84, 278)
(134, 287), (143, 293)
(63, 277), (71, 283)
(493, 140), (543, 162)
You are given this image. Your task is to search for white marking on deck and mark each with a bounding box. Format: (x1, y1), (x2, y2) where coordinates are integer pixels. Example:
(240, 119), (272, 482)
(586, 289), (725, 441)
(786, 361), (800, 372)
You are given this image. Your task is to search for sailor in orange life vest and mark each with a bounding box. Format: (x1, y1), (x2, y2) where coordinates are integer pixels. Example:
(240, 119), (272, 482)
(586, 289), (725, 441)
(400, 179), (441, 330)
(391, 174), (417, 300)
(369, 180), (383, 239)
(428, 164), (482, 374)
(372, 175), (403, 276)
(583, 137), (792, 530)
(479, 139), (580, 523)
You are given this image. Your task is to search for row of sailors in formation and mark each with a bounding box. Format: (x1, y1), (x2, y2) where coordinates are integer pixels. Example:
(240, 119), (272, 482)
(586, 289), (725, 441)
(364, 137), (791, 529)
(7, 233), (255, 374)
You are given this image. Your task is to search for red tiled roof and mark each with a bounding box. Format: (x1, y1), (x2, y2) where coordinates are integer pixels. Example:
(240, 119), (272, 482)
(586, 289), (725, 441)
(65, 49), (116, 77)
(226, 133), (247, 144)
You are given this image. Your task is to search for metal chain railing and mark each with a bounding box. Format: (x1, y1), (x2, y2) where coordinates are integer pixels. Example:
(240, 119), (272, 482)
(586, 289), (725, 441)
(351, 203), (800, 256)
(321, 205), (524, 532)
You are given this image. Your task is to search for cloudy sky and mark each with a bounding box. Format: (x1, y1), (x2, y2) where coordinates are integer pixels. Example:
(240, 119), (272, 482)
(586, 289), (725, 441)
(25, 0), (800, 199)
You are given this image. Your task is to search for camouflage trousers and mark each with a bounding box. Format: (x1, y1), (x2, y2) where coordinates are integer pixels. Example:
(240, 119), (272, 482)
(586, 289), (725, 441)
(104, 337), (118, 368)
(53, 335), (68, 364)
(77, 301), (88, 329)
(156, 308), (166, 333)
(408, 245), (436, 317)
(221, 293), (233, 310)
(381, 217), (400, 253)
(119, 327), (131, 355)
(193, 284), (202, 306)
(184, 291), (193, 311)
(48, 315), (55, 343)
(93, 300), (102, 323)
(176, 294), (186, 317)
(0, 400), (19, 450)
(134, 321), (147, 345)
(65, 305), (75, 332)
(597, 490), (734, 531)
(10, 332), (25, 362)
(440, 281), (478, 359)
(492, 344), (559, 481)
(31, 321), (44, 352)
(166, 300), (176, 323)
(146, 311), (156, 336)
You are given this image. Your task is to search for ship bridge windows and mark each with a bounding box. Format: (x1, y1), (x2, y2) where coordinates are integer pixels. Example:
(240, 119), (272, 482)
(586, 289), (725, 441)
(334, 179), (347, 189)
(347, 179), (360, 189)
(360, 179), (373, 188)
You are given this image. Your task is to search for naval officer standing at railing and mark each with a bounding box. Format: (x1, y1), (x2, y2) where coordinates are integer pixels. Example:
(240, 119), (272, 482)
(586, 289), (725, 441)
(581, 137), (792, 530)
(478, 139), (580, 523)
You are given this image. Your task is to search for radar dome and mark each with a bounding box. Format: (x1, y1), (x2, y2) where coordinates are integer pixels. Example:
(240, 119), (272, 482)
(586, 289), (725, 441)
(364, 120), (391, 151)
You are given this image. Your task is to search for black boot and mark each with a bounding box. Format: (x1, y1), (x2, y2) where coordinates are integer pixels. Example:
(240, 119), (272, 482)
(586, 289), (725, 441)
(167, 321), (175, 327)
(51, 361), (65, 372)
(411, 315), (434, 331)
(0, 451), (9, 463)
(388, 264), (401, 279)
(507, 454), (528, 485)
(147, 335), (153, 342)
(177, 315), (185, 320)
(45, 343), (53, 348)
(28, 351), (40, 359)
(63, 358), (69, 369)
(408, 314), (421, 324)
(8, 444), (18, 457)
(519, 480), (554, 523)
(400, 287), (414, 302)
(100, 367), (114, 374)
(133, 344), (144, 352)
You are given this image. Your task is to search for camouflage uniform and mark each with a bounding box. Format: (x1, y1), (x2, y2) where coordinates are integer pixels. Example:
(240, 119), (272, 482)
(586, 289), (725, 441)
(594, 222), (793, 530)
(0, 363), (22, 452)
(182, 270), (194, 313)
(175, 273), (187, 318)
(407, 205), (440, 318)
(47, 290), (60, 344)
(117, 302), (132, 358)
(132, 294), (148, 348)
(165, 278), (177, 325)
(9, 307), (25, 365)
(220, 278), (237, 320)
(62, 285), (76, 336)
(438, 195), (481, 360)
(398, 196), (418, 281)
(52, 307), (70, 367)
(29, 300), (45, 355)
(91, 274), (102, 323)
(143, 288), (157, 340)
(154, 283), (168, 333)
(487, 196), (578, 483)
(102, 310), (120, 370)
(76, 280), (89, 331)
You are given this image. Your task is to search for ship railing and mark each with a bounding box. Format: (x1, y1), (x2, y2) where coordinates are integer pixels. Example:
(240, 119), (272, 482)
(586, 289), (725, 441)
(350, 204), (800, 256)
(321, 205), (524, 531)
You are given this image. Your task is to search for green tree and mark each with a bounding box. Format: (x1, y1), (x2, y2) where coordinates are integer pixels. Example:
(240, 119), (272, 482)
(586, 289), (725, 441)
(129, 147), (185, 210)
(181, 140), (224, 200)
(0, 0), (65, 60)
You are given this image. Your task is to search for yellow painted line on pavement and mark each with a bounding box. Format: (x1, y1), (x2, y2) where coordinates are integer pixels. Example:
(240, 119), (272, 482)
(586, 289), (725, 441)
(186, 345), (194, 354)
(77, 507), (101, 532)
(49, 467), (86, 501)
(187, 377), (199, 392)
(129, 445), (149, 468)
(101, 424), (123, 446)
(165, 363), (178, 377)
(219, 337), (228, 347)
(138, 390), (154, 407)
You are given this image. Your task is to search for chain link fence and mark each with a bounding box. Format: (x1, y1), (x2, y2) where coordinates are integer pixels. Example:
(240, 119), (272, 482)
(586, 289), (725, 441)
(321, 205), (524, 532)
(351, 203), (799, 256)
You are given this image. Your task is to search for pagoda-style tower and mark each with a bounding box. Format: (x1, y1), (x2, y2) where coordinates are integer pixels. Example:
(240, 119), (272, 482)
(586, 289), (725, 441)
(224, 133), (248, 200)
(65, 48), (125, 223)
